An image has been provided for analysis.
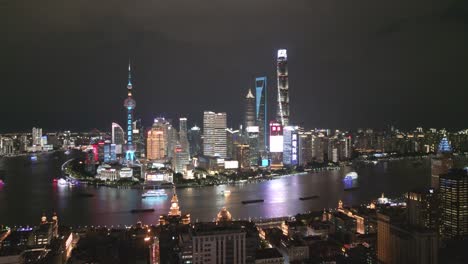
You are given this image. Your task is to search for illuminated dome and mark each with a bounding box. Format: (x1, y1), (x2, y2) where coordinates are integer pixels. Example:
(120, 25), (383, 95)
(124, 97), (136, 109)
(216, 207), (232, 223)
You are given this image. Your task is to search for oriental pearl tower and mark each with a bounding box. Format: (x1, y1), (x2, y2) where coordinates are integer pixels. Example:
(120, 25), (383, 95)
(124, 63), (136, 163)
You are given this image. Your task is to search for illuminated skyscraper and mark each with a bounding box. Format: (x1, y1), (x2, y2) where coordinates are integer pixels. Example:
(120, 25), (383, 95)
(174, 118), (190, 174)
(147, 118), (168, 160)
(283, 126), (298, 166)
(276, 49), (289, 126)
(32, 127), (42, 146)
(255, 77), (268, 153)
(111, 123), (125, 145)
(439, 169), (468, 239)
(179, 118), (190, 154)
(203, 111), (227, 158)
(123, 63), (136, 162)
(244, 89), (255, 128)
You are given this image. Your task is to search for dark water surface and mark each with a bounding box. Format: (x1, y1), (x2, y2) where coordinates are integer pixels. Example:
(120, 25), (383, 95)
(0, 152), (433, 226)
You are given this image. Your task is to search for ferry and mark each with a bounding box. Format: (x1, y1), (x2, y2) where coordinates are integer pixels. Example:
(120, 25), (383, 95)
(142, 189), (168, 198)
(130, 208), (155, 214)
(57, 178), (68, 186)
(344, 172), (358, 181)
(299, 195), (319, 200)
(242, 199), (264, 204)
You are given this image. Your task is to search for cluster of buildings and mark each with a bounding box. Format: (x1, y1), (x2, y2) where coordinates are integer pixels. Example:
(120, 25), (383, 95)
(0, 214), (74, 264)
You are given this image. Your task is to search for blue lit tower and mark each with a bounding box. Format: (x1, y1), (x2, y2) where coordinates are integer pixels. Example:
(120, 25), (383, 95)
(123, 63), (136, 162)
(431, 135), (453, 189)
(276, 49), (289, 126)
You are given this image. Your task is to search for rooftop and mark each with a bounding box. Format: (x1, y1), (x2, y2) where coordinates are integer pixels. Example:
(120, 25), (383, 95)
(255, 248), (283, 260)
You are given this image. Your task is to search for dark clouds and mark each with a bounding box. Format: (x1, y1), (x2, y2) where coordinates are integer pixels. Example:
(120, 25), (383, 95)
(1, 0), (468, 132)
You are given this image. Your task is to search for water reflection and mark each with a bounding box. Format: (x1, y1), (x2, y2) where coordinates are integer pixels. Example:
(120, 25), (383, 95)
(0, 153), (439, 225)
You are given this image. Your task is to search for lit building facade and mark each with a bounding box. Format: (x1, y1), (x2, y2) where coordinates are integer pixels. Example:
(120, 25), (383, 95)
(283, 126), (298, 166)
(269, 121), (283, 169)
(276, 49), (289, 126)
(246, 126), (260, 166)
(32, 127), (42, 146)
(203, 111), (227, 158)
(439, 169), (468, 239)
(103, 141), (117, 163)
(147, 120), (167, 160)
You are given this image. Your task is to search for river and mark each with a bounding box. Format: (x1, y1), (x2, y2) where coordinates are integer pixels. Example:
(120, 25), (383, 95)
(0, 151), (437, 226)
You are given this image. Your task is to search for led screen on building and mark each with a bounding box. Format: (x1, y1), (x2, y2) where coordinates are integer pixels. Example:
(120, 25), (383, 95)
(224, 160), (239, 169)
(270, 135), (284, 152)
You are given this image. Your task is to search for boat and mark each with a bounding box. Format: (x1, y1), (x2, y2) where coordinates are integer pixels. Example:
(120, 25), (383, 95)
(76, 193), (94, 198)
(299, 195), (319, 200)
(242, 199), (264, 204)
(57, 178), (68, 186)
(344, 187), (359, 191)
(142, 189), (168, 198)
(30, 155), (37, 162)
(221, 190), (231, 196)
(130, 208), (155, 213)
(344, 172), (358, 181)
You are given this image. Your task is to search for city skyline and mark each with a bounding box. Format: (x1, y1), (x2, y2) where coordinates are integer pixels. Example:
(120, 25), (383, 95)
(2, 1), (468, 132)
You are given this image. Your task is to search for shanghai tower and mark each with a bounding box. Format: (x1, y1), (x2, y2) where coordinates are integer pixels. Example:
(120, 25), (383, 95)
(276, 49), (289, 126)
(123, 63), (136, 162)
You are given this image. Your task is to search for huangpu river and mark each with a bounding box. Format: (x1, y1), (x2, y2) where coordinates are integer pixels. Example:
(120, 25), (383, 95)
(0, 151), (439, 226)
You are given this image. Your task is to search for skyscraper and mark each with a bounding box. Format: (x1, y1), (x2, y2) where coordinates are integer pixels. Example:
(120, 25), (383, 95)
(298, 131), (312, 166)
(188, 125), (202, 157)
(174, 118), (190, 174)
(123, 63), (136, 162)
(244, 89), (255, 128)
(276, 49), (289, 126)
(111, 122), (125, 155)
(255, 77), (268, 153)
(32, 127), (42, 146)
(439, 169), (468, 239)
(146, 119), (167, 160)
(203, 111), (227, 158)
(283, 126), (298, 166)
(407, 189), (439, 230)
(246, 126), (259, 167)
(179, 118), (190, 155)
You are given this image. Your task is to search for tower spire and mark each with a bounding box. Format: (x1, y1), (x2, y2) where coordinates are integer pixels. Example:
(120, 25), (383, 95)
(127, 60), (132, 87)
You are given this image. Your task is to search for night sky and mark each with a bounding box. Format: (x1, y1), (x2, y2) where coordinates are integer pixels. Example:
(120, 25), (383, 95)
(2, 0), (468, 133)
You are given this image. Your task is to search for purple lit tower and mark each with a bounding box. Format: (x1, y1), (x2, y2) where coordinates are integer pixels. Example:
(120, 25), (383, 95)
(123, 63), (136, 162)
